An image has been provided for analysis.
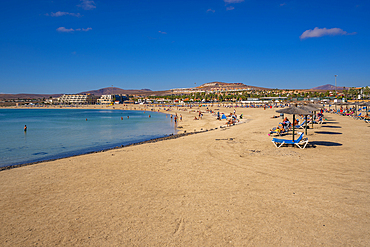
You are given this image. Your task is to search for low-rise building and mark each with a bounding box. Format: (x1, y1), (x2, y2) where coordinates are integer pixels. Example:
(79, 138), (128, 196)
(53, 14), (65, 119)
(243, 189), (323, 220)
(97, 94), (129, 104)
(58, 94), (97, 104)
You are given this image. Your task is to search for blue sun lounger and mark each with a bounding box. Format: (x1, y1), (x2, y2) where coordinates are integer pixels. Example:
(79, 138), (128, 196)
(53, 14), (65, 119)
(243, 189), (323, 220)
(271, 132), (309, 149)
(295, 120), (306, 129)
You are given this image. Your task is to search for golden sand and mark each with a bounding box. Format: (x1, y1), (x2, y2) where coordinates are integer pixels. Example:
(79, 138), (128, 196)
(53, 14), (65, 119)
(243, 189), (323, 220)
(1, 105), (369, 246)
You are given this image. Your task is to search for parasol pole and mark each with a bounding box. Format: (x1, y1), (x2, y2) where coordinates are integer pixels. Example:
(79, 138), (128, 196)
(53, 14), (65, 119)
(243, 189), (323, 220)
(312, 111), (315, 129)
(292, 114), (295, 142)
(305, 115), (308, 135)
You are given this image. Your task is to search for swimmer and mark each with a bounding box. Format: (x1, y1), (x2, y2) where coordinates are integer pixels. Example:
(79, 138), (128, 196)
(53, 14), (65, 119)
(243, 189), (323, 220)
(24, 125), (27, 131)
(121, 117), (123, 120)
(127, 116), (129, 119)
(149, 115), (151, 118)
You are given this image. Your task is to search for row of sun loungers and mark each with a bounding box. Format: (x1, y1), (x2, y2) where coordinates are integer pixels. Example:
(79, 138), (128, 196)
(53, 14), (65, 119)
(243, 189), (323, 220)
(327, 109), (370, 123)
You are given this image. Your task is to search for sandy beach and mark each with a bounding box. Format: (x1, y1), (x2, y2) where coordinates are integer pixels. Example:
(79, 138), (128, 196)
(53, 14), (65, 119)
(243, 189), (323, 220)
(1, 105), (369, 246)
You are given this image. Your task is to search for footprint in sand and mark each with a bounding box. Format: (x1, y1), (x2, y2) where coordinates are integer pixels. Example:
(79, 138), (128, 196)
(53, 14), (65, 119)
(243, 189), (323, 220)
(173, 218), (185, 236)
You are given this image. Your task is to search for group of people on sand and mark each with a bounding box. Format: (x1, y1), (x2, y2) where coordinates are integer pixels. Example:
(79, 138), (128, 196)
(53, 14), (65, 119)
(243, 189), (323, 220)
(225, 111), (240, 126)
(194, 111), (203, 120)
(226, 118), (239, 126)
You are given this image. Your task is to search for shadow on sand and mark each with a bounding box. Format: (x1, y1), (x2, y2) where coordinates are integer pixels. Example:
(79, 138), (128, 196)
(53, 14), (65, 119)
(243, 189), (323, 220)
(321, 126), (342, 128)
(315, 131), (342, 135)
(310, 141), (342, 147)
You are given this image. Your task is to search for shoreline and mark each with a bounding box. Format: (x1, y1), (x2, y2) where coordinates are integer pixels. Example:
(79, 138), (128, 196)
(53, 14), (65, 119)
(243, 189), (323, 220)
(0, 130), (208, 172)
(1, 105), (247, 171)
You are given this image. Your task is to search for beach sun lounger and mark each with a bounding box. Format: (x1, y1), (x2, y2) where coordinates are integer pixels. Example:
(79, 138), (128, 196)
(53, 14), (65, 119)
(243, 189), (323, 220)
(295, 120), (306, 129)
(271, 132), (309, 149)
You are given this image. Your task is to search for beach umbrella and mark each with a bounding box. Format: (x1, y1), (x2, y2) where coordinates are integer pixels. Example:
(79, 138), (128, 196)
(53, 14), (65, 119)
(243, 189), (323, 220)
(276, 106), (311, 141)
(306, 103), (323, 109)
(333, 101), (346, 112)
(303, 104), (321, 129)
(298, 105), (318, 135)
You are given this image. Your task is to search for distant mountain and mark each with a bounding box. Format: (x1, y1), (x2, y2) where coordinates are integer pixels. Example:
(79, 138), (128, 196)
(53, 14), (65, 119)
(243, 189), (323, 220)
(0, 93), (62, 100)
(198, 81), (269, 90)
(310, 84), (346, 91)
(79, 87), (153, 96)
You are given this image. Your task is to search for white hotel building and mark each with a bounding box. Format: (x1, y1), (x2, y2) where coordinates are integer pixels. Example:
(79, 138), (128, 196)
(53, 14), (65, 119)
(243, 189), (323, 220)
(58, 94), (94, 104)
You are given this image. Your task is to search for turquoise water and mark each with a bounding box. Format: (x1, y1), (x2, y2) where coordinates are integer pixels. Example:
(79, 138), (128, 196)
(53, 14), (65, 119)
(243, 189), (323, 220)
(0, 109), (176, 168)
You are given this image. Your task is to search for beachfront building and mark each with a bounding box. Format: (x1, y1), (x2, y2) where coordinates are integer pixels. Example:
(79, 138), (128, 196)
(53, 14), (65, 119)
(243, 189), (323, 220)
(58, 94), (97, 104)
(97, 94), (129, 104)
(97, 95), (114, 104)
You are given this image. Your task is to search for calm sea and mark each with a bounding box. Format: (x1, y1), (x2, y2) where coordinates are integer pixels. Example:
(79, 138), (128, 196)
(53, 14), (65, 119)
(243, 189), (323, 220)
(0, 108), (176, 168)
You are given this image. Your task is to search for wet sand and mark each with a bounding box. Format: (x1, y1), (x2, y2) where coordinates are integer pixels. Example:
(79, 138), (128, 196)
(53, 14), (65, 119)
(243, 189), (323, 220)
(1, 106), (369, 246)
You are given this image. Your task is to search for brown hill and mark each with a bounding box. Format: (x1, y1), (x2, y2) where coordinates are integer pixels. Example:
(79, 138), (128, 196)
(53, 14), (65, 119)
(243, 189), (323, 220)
(79, 87), (154, 96)
(198, 82), (269, 91)
(310, 84), (346, 91)
(0, 93), (62, 100)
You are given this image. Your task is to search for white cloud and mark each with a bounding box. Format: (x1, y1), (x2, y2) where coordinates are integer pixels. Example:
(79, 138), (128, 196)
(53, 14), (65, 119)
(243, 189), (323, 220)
(49, 11), (81, 17)
(57, 27), (74, 32)
(57, 27), (92, 32)
(207, 9), (215, 13)
(68, 12), (81, 17)
(226, 6), (235, 10)
(300, 27), (356, 39)
(78, 0), (96, 10)
(224, 0), (244, 3)
(158, 31), (167, 34)
(51, 11), (69, 17)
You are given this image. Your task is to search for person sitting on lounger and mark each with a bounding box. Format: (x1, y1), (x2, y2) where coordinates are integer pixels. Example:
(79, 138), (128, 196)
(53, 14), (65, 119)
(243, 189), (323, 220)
(270, 123), (285, 136)
(282, 117), (291, 131)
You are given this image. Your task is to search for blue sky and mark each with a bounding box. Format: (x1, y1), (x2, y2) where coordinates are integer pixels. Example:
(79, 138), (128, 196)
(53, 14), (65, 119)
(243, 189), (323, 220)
(1, 0), (369, 94)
